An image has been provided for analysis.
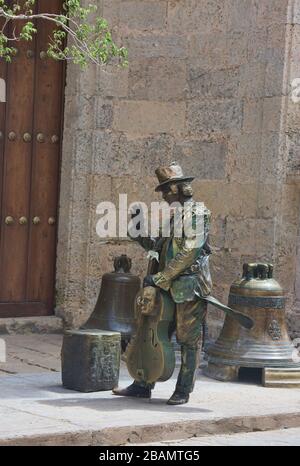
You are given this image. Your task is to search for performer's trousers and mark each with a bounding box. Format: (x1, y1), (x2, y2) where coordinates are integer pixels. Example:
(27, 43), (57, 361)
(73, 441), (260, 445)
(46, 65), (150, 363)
(136, 296), (207, 396)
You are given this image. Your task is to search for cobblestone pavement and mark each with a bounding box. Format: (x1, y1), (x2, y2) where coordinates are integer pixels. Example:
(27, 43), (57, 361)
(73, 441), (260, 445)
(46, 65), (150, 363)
(0, 335), (62, 375)
(133, 428), (300, 446)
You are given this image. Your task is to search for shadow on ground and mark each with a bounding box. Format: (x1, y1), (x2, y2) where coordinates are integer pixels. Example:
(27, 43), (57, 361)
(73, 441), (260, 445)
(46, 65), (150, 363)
(38, 392), (213, 414)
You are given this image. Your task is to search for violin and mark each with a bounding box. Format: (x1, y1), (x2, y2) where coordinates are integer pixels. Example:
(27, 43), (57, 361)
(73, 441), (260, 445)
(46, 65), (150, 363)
(125, 286), (176, 385)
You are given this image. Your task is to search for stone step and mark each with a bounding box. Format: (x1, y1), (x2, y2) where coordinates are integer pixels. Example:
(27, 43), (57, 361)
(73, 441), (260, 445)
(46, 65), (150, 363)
(0, 317), (63, 335)
(2, 410), (300, 446)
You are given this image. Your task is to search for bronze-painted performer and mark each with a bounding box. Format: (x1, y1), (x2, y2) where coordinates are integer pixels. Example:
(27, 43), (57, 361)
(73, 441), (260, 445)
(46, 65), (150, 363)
(113, 163), (252, 405)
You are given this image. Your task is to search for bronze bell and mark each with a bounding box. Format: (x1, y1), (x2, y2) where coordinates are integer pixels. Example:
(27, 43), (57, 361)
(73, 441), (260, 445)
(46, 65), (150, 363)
(204, 263), (300, 386)
(83, 255), (140, 346)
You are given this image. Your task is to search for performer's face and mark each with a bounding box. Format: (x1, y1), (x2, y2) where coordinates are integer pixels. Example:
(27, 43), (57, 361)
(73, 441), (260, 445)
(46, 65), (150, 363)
(161, 183), (180, 204)
(138, 287), (156, 315)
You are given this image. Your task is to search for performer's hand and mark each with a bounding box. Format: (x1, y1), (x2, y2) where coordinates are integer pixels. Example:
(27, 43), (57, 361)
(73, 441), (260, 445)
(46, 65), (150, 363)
(143, 275), (156, 288)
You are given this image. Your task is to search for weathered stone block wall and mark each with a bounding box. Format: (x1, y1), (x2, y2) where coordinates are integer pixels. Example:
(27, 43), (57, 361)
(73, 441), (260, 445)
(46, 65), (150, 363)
(57, 0), (300, 338)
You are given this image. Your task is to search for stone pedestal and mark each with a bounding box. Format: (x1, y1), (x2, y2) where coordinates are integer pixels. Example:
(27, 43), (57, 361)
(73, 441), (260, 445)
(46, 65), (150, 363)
(263, 367), (300, 388)
(61, 329), (121, 392)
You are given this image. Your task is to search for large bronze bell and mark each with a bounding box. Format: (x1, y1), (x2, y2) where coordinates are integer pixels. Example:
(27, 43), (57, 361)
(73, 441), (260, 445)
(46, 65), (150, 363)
(83, 255), (140, 346)
(204, 263), (300, 387)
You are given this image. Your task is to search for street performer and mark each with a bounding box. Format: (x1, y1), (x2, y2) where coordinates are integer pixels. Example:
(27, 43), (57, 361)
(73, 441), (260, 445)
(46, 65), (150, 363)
(113, 162), (252, 405)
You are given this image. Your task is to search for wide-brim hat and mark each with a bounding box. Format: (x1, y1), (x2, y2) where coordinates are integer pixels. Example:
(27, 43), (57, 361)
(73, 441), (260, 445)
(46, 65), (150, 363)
(155, 163), (194, 192)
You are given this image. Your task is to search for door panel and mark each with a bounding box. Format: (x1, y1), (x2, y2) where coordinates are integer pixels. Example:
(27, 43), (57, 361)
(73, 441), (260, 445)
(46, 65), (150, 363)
(0, 16), (8, 253)
(26, 0), (64, 308)
(0, 1), (65, 317)
(0, 12), (36, 302)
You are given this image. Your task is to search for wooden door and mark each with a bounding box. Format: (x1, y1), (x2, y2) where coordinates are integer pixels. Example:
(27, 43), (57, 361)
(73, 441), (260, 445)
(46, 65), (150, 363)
(0, 1), (65, 317)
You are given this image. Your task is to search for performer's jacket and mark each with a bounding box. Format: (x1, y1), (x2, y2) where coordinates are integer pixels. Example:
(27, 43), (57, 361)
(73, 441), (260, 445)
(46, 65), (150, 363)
(131, 200), (212, 304)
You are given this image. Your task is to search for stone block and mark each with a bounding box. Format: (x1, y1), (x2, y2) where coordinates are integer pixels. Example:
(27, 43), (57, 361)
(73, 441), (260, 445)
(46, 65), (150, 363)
(173, 140), (227, 179)
(289, 26), (300, 75)
(126, 34), (188, 59)
(226, 32), (248, 67)
(64, 62), (79, 97)
(58, 307), (90, 330)
(67, 240), (89, 278)
(92, 132), (173, 175)
(61, 329), (121, 392)
(247, 28), (268, 62)
(256, 0), (289, 27)
(113, 101), (186, 135)
(265, 61), (285, 97)
(242, 99), (264, 134)
(68, 172), (90, 217)
(189, 30), (247, 69)
(86, 241), (147, 282)
(292, 1), (300, 25)
(288, 314), (300, 339)
(277, 223), (299, 258)
(186, 181), (227, 216)
(97, 65), (129, 98)
(187, 67), (240, 99)
(91, 133), (131, 175)
(102, 0), (121, 27)
(60, 129), (74, 177)
(119, 1), (167, 30)
(287, 103), (300, 133)
(256, 183), (277, 219)
(225, 217), (276, 257)
(248, 23), (287, 65)
(59, 278), (87, 309)
(188, 99), (243, 135)
(92, 131), (116, 174)
(64, 95), (94, 131)
(188, 32), (228, 69)
(288, 24), (300, 47)
(226, 183), (257, 218)
(193, 181), (257, 218)
(111, 175), (159, 207)
(73, 130), (93, 174)
(94, 98), (113, 129)
(259, 131), (281, 182)
(226, 0), (257, 32)
(84, 277), (101, 313)
(0, 317), (63, 335)
(128, 58), (187, 101)
(131, 134), (174, 174)
(276, 253), (298, 293)
(267, 23), (287, 50)
(239, 63), (266, 99)
(90, 175), (113, 210)
(254, 219), (277, 257)
(58, 169), (90, 260)
(77, 64), (97, 97)
(209, 216), (227, 249)
(167, 0), (227, 34)
(262, 97), (283, 132)
(210, 250), (241, 294)
(116, 134), (173, 175)
(287, 133), (300, 171)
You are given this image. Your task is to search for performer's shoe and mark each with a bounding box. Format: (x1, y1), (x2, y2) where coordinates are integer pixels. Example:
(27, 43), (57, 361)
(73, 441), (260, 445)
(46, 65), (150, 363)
(167, 391), (189, 405)
(112, 382), (151, 399)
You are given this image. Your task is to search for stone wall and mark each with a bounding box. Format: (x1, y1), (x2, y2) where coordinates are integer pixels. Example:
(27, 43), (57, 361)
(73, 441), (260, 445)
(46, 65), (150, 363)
(57, 0), (300, 338)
